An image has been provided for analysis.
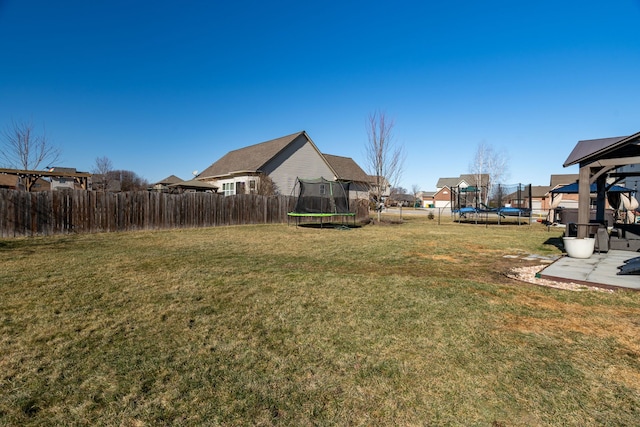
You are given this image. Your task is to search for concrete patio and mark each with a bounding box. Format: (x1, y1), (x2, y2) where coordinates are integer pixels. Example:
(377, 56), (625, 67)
(540, 250), (640, 291)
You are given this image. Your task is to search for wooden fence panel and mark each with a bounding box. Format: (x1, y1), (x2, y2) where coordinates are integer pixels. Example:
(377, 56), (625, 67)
(0, 189), (370, 237)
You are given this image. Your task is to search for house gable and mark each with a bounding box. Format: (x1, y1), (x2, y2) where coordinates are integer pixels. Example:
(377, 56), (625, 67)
(433, 186), (452, 202)
(199, 131), (309, 179)
(263, 134), (335, 196)
(436, 177), (460, 189)
(198, 131), (338, 196)
(436, 174), (488, 190)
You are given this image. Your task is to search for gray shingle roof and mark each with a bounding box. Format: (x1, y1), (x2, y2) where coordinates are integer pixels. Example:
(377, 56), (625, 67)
(199, 131), (306, 178)
(155, 175), (183, 185)
(549, 174), (578, 187)
(436, 177), (460, 188)
(437, 174), (488, 188)
(322, 154), (369, 182)
(168, 179), (218, 190)
(530, 185), (552, 198)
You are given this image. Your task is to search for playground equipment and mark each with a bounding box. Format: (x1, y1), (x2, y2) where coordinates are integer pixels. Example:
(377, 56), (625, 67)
(451, 183), (532, 225)
(287, 177), (355, 227)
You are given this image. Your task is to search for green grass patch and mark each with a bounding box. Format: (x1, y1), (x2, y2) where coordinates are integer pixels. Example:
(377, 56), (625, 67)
(1, 219), (640, 425)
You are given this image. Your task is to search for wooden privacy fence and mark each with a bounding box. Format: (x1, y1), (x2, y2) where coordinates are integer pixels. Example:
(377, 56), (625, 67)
(0, 189), (370, 237)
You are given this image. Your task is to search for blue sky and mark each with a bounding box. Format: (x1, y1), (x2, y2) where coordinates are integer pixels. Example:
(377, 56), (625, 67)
(1, 1), (639, 191)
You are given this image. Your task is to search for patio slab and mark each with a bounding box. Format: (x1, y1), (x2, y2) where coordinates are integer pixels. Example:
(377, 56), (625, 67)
(540, 250), (640, 290)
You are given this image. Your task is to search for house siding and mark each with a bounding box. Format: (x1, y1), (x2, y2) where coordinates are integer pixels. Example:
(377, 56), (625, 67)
(263, 134), (335, 196)
(348, 182), (371, 200)
(433, 187), (452, 208)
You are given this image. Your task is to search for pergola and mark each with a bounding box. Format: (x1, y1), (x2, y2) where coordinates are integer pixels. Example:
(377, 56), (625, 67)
(168, 179), (219, 193)
(0, 167), (91, 191)
(563, 131), (640, 238)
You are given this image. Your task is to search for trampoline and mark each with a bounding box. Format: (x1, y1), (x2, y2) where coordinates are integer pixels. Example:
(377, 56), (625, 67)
(451, 183), (533, 225)
(287, 177), (356, 227)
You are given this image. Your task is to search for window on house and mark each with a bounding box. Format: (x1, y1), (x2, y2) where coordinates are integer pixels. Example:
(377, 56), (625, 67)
(249, 180), (256, 193)
(236, 181), (246, 195)
(222, 182), (235, 196)
(319, 184), (326, 195)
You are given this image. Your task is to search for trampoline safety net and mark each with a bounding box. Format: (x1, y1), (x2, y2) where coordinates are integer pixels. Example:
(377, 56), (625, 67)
(291, 177), (351, 214)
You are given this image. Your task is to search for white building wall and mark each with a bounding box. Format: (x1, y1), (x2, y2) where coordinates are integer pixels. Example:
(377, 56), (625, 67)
(51, 177), (75, 191)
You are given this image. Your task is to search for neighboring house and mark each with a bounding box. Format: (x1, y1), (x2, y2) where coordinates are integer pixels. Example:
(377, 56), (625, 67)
(322, 153), (371, 200)
(419, 191), (436, 208)
(528, 185), (553, 213)
(168, 179), (218, 193)
(436, 174), (490, 209)
(548, 173), (581, 210)
(388, 193), (416, 207)
(0, 174), (50, 191)
(501, 175), (581, 214)
(368, 175), (391, 202)
(197, 131), (369, 199)
(419, 188), (449, 208)
(421, 186), (453, 208)
(150, 175), (184, 192)
(550, 174), (579, 188)
(436, 174), (489, 191)
(48, 167), (82, 191)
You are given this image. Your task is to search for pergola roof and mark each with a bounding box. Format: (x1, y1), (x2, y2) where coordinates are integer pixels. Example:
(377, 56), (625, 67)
(563, 132), (640, 167)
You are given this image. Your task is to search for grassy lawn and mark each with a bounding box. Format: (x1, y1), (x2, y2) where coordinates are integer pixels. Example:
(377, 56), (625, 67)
(1, 216), (640, 426)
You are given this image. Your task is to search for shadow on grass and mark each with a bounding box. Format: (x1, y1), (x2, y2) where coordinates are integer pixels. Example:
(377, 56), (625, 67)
(0, 240), (21, 250)
(544, 236), (564, 250)
(454, 219), (532, 226)
(295, 223), (363, 230)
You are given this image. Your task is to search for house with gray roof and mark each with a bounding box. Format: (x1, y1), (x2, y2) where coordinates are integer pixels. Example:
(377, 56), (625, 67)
(322, 154), (371, 199)
(197, 131), (371, 199)
(150, 175), (184, 192)
(549, 174), (579, 188)
(420, 187), (452, 208)
(436, 174), (489, 190)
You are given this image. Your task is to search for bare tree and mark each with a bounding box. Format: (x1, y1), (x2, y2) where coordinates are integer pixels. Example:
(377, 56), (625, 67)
(1, 119), (61, 170)
(92, 156), (113, 191)
(107, 170), (149, 192)
(468, 141), (509, 206)
(365, 111), (405, 220)
(255, 173), (279, 196)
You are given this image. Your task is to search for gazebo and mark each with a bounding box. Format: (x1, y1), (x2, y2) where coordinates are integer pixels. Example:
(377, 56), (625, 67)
(563, 131), (640, 238)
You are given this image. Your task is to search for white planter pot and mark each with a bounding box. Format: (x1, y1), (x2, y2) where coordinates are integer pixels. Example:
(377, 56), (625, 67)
(562, 237), (595, 259)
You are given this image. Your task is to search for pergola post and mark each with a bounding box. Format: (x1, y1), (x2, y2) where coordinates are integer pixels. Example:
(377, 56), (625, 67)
(577, 165), (591, 238)
(595, 174), (607, 224)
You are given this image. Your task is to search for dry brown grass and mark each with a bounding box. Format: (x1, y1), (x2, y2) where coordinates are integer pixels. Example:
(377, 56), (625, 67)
(1, 217), (640, 425)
